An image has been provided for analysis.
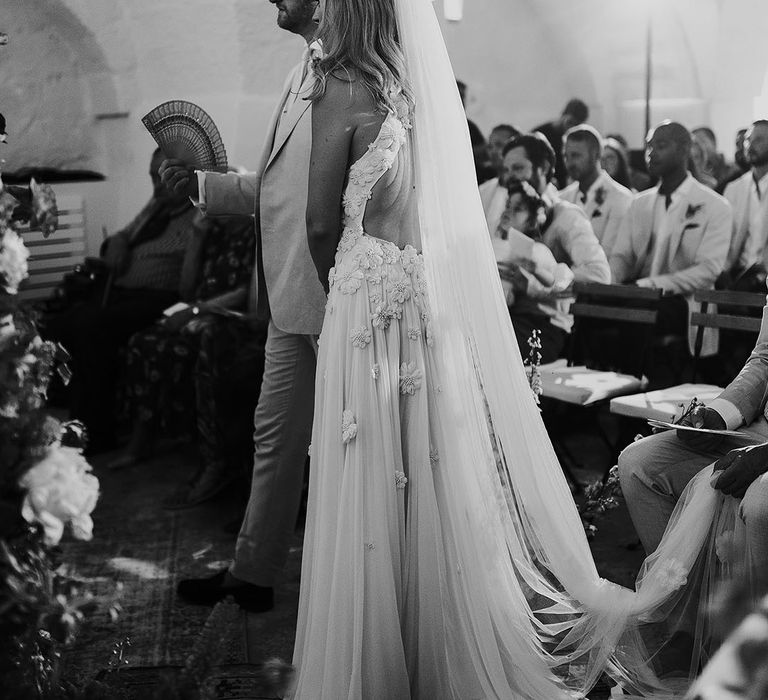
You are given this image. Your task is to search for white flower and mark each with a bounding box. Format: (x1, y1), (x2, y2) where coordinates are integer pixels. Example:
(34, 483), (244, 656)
(407, 327), (421, 341)
(399, 361), (423, 395)
(337, 268), (364, 295)
(395, 471), (408, 490)
(382, 244), (399, 265)
(338, 227), (361, 253)
(341, 410), (358, 444)
(654, 558), (688, 592)
(401, 245), (419, 274)
(387, 278), (411, 304)
(356, 246), (383, 270)
(19, 445), (100, 545)
(350, 326), (372, 348)
(372, 303), (400, 330)
(0, 227), (30, 294)
(371, 364), (380, 380)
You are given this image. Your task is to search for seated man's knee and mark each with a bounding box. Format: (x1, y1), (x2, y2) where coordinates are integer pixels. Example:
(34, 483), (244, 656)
(617, 437), (648, 486)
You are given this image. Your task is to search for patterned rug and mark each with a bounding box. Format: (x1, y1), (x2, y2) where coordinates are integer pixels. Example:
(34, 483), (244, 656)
(62, 445), (301, 697)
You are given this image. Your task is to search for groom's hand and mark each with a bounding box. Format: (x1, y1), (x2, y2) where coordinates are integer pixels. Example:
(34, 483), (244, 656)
(159, 159), (198, 199)
(712, 443), (768, 498)
(676, 405), (725, 451)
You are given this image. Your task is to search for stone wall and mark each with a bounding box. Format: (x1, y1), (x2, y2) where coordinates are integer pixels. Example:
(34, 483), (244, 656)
(1, 0), (767, 253)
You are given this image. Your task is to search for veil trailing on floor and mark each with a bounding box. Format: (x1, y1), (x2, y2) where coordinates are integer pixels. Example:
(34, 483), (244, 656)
(394, 0), (755, 696)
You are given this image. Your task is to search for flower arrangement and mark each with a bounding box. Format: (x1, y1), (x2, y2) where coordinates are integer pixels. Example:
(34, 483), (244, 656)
(577, 466), (623, 540)
(0, 131), (106, 696)
(524, 329), (542, 406)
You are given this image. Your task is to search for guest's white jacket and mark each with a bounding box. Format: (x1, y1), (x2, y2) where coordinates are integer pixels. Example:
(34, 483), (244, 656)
(559, 171), (633, 259)
(511, 198), (610, 333)
(197, 58), (326, 336)
(609, 176), (732, 355)
(480, 177), (507, 237)
(723, 170), (768, 272)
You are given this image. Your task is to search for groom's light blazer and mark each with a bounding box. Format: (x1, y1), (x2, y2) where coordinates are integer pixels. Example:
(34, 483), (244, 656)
(709, 296), (768, 430)
(198, 59), (326, 336)
(609, 176), (732, 355)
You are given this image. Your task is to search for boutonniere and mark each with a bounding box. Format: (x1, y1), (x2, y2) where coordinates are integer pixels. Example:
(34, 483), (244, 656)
(685, 203), (703, 219)
(594, 186), (606, 207)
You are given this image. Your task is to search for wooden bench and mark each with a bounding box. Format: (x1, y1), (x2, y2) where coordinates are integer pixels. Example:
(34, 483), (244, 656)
(610, 289), (766, 422)
(17, 194), (86, 303)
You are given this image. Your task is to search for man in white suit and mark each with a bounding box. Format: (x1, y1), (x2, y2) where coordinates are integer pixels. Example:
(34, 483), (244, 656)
(609, 121), (732, 358)
(559, 124), (633, 259)
(721, 119), (768, 286)
(618, 297), (768, 591)
(161, 0), (324, 613)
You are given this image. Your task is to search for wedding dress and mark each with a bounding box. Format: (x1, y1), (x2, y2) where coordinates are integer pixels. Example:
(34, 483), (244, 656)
(290, 0), (753, 697)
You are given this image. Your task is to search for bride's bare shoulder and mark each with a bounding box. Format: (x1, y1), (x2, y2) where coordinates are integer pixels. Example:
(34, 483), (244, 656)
(314, 70), (378, 118)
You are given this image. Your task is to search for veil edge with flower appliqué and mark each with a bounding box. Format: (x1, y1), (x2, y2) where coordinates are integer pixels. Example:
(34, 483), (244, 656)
(393, 0), (742, 696)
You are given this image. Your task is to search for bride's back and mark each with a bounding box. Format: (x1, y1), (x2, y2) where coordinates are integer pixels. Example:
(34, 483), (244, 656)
(337, 76), (419, 250)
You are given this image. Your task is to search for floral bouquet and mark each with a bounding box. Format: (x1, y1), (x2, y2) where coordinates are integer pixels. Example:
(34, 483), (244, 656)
(0, 147), (105, 695)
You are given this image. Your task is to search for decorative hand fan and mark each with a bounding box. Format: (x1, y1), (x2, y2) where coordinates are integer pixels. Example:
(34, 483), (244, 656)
(142, 100), (228, 173)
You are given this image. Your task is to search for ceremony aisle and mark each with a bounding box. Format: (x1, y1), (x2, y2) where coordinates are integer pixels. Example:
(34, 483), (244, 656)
(61, 427), (643, 698)
(61, 444), (302, 699)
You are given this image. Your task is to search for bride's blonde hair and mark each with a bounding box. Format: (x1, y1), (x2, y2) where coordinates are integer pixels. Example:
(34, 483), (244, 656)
(310, 0), (413, 115)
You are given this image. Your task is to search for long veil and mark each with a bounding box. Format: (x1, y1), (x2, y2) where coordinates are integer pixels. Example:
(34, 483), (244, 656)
(394, 0), (749, 696)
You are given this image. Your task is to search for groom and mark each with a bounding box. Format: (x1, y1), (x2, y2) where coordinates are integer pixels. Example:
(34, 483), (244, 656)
(161, 0), (325, 612)
(618, 297), (768, 591)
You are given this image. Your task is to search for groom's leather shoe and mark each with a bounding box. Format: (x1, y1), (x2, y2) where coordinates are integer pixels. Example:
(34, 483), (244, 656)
(177, 570), (274, 613)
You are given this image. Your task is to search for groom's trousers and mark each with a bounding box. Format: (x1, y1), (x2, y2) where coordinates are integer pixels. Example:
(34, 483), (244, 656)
(231, 319), (317, 587)
(618, 421), (768, 591)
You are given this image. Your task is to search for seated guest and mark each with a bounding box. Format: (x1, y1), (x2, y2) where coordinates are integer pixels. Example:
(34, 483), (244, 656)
(601, 137), (634, 191)
(114, 217), (256, 477)
(494, 181), (574, 309)
(609, 121), (731, 359)
(618, 297), (768, 596)
(43, 148), (202, 452)
(717, 127), (749, 194)
(691, 132), (718, 189)
(721, 120), (768, 289)
(560, 124), (633, 259)
(606, 132), (653, 192)
(480, 123), (521, 234)
(499, 133), (610, 362)
(534, 98), (589, 189)
(694, 126), (736, 190)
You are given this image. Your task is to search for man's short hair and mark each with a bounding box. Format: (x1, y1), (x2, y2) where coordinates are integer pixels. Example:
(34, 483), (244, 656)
(502, 132), (557, 179)
(564, 124), (603, 157)
(491, 123), (521, 140)
(751, 119), (768, 131)
(563, 98), (589, 124)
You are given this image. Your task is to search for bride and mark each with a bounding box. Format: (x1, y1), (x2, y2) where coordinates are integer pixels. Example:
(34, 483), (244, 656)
(291, 0), (749, 697)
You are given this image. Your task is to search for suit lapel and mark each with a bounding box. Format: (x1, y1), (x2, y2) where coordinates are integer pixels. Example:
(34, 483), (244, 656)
(259, 73), (294, 175)
(266, 64), (312, 170)
(668, 182), (705, 264)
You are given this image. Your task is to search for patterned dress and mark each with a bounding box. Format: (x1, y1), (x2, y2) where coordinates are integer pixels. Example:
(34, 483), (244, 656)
(123, 219), (256, 436)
